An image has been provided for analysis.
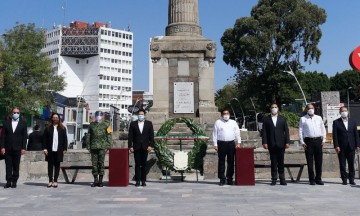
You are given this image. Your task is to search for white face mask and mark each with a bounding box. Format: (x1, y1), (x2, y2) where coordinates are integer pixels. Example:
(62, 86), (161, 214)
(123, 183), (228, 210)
(222, 115), (230, 121)
(341, 111), (348, 118)
(271, 108), (278, 115)
(307, 109), (315, 115)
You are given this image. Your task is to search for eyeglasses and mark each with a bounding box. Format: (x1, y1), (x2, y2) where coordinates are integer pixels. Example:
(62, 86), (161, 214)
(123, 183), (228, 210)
(13, 112), (20, 114)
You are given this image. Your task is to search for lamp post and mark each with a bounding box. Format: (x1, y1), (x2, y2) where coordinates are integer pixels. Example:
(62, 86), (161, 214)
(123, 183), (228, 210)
(74, 74), (103, 146)
(230, 98), (246, 129)
(347, 86), (353, 117)
(282, 66), (307, 104)
(227, 102), (237, 122)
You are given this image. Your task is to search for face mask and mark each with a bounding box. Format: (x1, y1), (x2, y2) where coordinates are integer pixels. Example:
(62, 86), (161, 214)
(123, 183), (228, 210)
(138, 115), (145, 121)
(271, 108), (278, 115)
(223, 115), (230, 121)
(95, 116), (103, 122)
(341, 111), (348, 118)
(12, 113), (20, 120)
(307, 109), (315, 116)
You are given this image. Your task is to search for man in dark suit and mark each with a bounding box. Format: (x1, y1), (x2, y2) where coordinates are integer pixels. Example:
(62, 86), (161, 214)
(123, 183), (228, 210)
(128, 109), (154, 187)
(262, 103), (290, 186)
(332, 106), (360, 185)
(0, 107), (28, 188)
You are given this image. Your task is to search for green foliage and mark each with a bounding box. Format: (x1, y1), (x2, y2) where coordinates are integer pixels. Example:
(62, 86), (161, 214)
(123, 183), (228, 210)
(154, 118), (208, 172)
(298, 71), (331, 99)
(0, 23), (65, 114)
(280, 111), (300, 128)
(330, 70), (360, 102)
(221, 0), (327, 109)
(215, 83), (238, 111)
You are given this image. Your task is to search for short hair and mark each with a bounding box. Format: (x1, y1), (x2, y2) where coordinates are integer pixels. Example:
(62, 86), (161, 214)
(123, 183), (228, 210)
(221, 109), (231, 115)
(138, 108), (146, 114)
(34, 125), (40, 130)
(339, 106), (348, 112)
(12, 106), (20, 112)
(270, 103), (278, 108)
(306, 103), (314, 109)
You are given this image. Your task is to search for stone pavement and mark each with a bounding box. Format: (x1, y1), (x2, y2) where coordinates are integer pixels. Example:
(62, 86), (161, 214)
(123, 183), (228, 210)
(0, 178), (359, 216)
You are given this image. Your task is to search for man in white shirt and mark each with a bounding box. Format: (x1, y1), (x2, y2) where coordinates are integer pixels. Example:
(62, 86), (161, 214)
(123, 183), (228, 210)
(212, 109), (241, 186)
(299, 103), (326, 185)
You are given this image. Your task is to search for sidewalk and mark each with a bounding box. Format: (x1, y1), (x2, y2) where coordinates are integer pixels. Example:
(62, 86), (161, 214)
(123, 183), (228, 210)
(0, 178), (358, 216)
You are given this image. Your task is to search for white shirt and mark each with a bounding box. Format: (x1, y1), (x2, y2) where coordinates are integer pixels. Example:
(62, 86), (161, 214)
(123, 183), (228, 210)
(12, 120), (19, 132)
(52, 126), (59, 152)
(271, 115), (278, 126)
(212, 118), (241, 146)
(138, 121), (144, 133)
(299, 114), (326, 144)
(342, 118), (349, 130)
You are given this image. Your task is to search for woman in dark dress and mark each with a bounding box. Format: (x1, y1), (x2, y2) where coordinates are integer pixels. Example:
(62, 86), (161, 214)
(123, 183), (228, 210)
(42, 113), (68, 188)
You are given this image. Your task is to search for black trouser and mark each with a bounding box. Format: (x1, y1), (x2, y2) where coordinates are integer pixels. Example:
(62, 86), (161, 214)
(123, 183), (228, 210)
(217, 141), (235, 181)
(134, 148), (148, 182)
(269, 147), (285, 181)
(5, 149), (21, 183)
(48, 151), (61, 182)
(337, 145), (355, 181)
(304, 137), (323, 182)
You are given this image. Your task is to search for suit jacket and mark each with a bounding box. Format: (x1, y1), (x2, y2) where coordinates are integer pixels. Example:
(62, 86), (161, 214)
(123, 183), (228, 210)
(27, 130), (43, 151)
(0, 119), (28, 151)
(332, 118), (360, 151)
(128, 120), (154, 151)
(262, 115), (290, 149)
(42, 125), (68, 162)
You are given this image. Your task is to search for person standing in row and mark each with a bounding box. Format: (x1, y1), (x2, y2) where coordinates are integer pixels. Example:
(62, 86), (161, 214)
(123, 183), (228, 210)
(332, 106), (360, 185)
(212, 109), (241, 186)
(87, 111), (112, 187)
(299, 103), (326, 185)
(128, 109), (154, 187)
(27, 125), (43, 151)
(0, 107), (27, 188)
(42, 113), (68, 188)
(262, 103), (290, 186)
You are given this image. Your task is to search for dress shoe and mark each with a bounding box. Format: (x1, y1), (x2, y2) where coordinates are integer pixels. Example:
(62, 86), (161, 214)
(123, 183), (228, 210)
(270, 180), (276, 186)
(309, 181), (316, 185)
(219, 180), (225, 186)
(315, 181), (324, 185)
(227, 180), (233, 185)
(4, 182), (11, 188)
(52, 182), (58, 188)
(350, 181), (356, 186)
(280, 180), (287, 186)
(11, 182), (17, 188)
(135, 182), (140, 187)
(141, 182), (146, 187)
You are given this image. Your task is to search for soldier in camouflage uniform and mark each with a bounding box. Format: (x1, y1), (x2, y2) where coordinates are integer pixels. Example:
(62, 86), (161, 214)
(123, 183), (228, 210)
(86, 111), (112, 187)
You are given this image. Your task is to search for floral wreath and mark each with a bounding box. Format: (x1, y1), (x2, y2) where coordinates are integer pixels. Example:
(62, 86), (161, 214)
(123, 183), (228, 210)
(154, 117), (208, 172)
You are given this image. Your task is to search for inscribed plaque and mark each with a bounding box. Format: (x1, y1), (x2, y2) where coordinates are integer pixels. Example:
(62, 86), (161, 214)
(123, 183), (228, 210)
(174, 82), (194, 113)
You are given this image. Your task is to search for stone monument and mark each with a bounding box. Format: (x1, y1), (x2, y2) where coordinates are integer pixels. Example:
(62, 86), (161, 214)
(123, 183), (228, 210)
(148, 0), (219, 128)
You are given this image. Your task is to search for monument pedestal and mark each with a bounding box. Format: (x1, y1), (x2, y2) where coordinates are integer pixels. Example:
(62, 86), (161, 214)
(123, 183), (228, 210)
(235, 148), (255, 186)
(109, 148), (129, 187)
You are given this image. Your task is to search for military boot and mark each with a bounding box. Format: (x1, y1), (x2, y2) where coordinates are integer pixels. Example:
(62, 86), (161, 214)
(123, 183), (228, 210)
(91, 175), (99, 187)
(98, 175), (104, 187)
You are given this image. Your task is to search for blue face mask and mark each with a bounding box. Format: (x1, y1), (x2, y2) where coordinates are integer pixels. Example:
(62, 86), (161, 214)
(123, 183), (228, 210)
(138, 115), (145, 122)
(12, 113), (20, 120)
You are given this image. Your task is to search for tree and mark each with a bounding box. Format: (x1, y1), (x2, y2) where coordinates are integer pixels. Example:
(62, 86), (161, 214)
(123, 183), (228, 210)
(0, 23), (66, 114)
(298, 71), (331, 99)
(330, 70), (360, 102)
(215, 83), (238, 112)
(221, 0), (326, 110)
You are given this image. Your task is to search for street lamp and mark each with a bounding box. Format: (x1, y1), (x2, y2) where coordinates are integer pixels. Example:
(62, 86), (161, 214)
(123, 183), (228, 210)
(282, 66), (307, 104)
(347, 86), (353, 117)
(230, 98), (246, 129)
(74, 74), (103, 145)
(227, 102), (237, 121)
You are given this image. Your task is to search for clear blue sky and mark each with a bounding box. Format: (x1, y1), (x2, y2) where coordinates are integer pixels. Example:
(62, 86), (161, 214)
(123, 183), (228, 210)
(1, 0), (359, 91)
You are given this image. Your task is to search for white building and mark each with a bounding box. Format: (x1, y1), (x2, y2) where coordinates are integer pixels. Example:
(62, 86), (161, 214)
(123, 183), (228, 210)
(42, 21), (133, 144)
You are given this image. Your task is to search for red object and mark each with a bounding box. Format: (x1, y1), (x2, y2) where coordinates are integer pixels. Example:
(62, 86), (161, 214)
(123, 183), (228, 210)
(235, 148), (255, 186)
(109, 148), (129, 187)
(349, 46), (360, 72)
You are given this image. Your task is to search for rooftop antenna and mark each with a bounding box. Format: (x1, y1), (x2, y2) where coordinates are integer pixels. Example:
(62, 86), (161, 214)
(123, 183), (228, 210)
(127, 23), (131, 31)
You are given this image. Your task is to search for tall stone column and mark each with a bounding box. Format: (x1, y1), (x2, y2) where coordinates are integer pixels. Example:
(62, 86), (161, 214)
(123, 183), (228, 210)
(148, 0), (219, 131)
(166, 0), (202, 36)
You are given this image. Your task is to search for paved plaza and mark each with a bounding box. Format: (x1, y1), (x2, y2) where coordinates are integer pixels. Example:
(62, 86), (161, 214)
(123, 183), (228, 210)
(0, 178), (358, 216)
